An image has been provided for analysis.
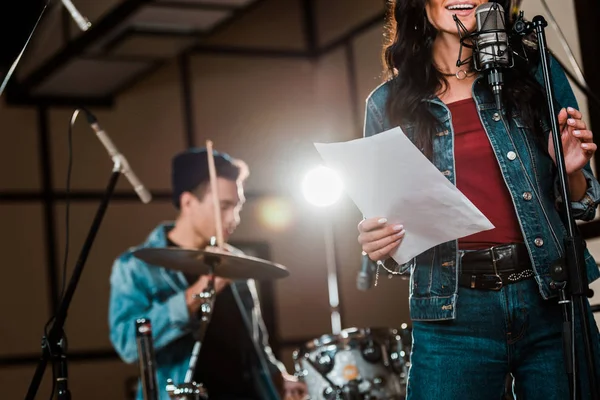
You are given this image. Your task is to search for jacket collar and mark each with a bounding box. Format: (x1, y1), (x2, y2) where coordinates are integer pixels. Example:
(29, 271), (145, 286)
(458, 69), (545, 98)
(142, 221), (174, 249)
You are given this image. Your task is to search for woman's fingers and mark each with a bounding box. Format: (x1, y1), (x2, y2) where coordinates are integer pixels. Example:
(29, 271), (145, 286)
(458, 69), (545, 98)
(366, 235), (405, 261)
(358, 217), (388, 232)
(358, 223), (404, 246)
(362, 229), (406, 255)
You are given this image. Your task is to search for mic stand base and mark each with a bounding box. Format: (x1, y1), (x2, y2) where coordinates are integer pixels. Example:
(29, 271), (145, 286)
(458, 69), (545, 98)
(25, 165), (121, 400)
(55, 336), (71, 400)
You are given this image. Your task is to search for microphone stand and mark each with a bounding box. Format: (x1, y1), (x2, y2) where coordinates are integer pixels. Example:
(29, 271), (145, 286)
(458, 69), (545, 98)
(517, 14), (599, 400)
(25, 161), (121, 400)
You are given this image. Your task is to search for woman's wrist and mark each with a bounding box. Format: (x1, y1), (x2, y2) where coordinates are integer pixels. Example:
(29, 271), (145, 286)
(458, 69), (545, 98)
(567, 169), (587, 201)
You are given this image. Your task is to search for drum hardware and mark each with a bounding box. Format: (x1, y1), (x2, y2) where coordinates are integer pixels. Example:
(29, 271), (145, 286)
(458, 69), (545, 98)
(302, 355), (349, 399)
(163, 256), (219, 400)
(361, 339), (383, 363)
(302, 352), (388, 400)
(165, 379), (207, 400)
(294, 327), (409, 400)
(314, 350), (335, 375)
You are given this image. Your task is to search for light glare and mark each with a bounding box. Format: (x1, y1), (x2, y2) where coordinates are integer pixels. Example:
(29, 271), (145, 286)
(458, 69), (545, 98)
(256, 196), (294, 231)
(302, 166), (343, 207)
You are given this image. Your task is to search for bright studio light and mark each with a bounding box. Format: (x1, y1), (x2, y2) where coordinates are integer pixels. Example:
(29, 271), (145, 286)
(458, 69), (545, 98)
(302, 166), (343, 207)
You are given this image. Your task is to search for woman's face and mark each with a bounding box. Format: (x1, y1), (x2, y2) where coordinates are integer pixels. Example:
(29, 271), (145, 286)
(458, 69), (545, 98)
(425, 0), (489, 35)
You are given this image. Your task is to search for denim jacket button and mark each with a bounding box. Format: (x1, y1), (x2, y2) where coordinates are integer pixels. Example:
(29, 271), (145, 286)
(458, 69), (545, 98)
(523, 192), (533, 201)
(493, 112), (501, 121)
(534, 237), (544, 247)
(507, 151), (517, 160)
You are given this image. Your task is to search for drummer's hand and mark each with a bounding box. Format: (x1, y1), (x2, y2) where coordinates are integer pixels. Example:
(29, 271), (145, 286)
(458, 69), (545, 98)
(282, 373), (307, 400)
(185, 275), (231, 315)
(358, 217), (405, 261)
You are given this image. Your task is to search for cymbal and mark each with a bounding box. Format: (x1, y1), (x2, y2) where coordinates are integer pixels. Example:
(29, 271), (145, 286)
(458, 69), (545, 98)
(133, 247), (290, 281)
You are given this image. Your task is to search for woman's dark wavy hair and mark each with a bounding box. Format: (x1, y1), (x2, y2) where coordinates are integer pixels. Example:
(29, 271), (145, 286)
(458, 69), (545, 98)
(383, 0), (547, 158)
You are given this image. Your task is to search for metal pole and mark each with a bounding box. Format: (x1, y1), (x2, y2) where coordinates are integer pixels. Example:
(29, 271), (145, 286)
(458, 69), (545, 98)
(323, 215), (342, 334)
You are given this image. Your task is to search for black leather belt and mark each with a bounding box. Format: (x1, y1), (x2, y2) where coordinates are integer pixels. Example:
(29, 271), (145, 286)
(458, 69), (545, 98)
(458, 243), (534, 290)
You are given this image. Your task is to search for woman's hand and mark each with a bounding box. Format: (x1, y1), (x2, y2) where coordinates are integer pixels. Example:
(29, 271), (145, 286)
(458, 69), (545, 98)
(548, 107), (596, 175)
(357, 217), (405, 261)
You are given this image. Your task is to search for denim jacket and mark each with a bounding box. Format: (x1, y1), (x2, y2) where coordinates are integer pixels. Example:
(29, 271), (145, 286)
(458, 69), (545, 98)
(108, 222), (285, 400)
(364, 57), (600, 321)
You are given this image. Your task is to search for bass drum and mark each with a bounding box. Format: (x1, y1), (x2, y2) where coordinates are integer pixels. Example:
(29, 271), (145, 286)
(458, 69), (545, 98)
(293, 327), (410, 400)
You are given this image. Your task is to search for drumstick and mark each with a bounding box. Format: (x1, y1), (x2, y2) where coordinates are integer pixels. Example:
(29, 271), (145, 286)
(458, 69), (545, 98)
(206, 140), (224, 249)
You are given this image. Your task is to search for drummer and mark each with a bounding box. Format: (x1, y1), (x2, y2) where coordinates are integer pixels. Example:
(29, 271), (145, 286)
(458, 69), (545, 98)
(108, 147), (306, 400)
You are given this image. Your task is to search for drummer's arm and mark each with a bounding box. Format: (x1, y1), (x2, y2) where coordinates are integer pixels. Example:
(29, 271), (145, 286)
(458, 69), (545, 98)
(109, 255), (192, 363)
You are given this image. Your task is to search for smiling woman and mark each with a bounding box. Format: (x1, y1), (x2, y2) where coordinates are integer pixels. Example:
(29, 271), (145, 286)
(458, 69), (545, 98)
(381, 0), (547, 160)
(357, 0), (600, 399)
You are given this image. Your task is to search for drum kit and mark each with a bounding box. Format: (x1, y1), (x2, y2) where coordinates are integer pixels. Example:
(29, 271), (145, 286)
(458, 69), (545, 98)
(133, 245), (411, 400)
(294, 327), (411, 400)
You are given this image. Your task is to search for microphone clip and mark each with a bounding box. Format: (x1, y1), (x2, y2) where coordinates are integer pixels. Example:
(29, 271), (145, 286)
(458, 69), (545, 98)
(453, 14), (475, 69)
(512, 10), (534, 37)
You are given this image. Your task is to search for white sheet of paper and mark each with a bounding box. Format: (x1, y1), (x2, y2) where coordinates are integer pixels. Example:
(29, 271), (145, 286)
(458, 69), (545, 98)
(314, 127), (494, 264)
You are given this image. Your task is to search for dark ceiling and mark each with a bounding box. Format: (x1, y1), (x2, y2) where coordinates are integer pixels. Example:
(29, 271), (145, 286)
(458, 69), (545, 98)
(0, 0), (47, 74)
(0, 0), (309, 106)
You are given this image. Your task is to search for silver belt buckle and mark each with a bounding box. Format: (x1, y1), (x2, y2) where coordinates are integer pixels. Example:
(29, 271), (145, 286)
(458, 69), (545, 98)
(490, 245), (503, 291)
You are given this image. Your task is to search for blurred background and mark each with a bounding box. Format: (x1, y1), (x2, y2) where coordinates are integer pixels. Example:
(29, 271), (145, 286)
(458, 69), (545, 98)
(0, 0), (600, 398)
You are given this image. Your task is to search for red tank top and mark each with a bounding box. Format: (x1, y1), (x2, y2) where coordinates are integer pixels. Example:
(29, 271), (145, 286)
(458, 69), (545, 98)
(448, 97), (524, 250)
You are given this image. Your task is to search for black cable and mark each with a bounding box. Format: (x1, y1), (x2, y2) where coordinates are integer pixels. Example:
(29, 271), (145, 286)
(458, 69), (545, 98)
(60, 110), (76, 300)
(43, 108), (79, 400)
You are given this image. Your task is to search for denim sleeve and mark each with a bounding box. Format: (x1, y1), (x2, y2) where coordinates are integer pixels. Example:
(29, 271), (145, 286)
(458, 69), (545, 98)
(554, 168), (600, 221)
(538, 56), (600, 220)
(109, 255), (191, 364)
(364, 96), (384, 138)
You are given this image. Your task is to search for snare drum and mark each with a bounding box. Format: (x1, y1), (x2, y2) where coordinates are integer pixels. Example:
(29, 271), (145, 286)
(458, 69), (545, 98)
(293, 327), (410, 400)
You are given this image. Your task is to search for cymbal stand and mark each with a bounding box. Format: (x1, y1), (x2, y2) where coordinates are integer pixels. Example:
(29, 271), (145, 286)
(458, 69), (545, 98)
(166, 256), (220, 400)
(185, 269), (215, 383)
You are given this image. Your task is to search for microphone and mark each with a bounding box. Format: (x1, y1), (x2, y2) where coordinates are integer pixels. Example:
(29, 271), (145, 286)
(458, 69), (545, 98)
(473, 2), (512, 111)
(60, 0), (91, 31)
(357, 253), (375, 291)
(83, 110), (152, 204)
(135, 319), (159, 400)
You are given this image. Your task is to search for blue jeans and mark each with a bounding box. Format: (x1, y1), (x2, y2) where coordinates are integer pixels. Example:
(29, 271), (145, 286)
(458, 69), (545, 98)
(406, 279), (600, 399)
